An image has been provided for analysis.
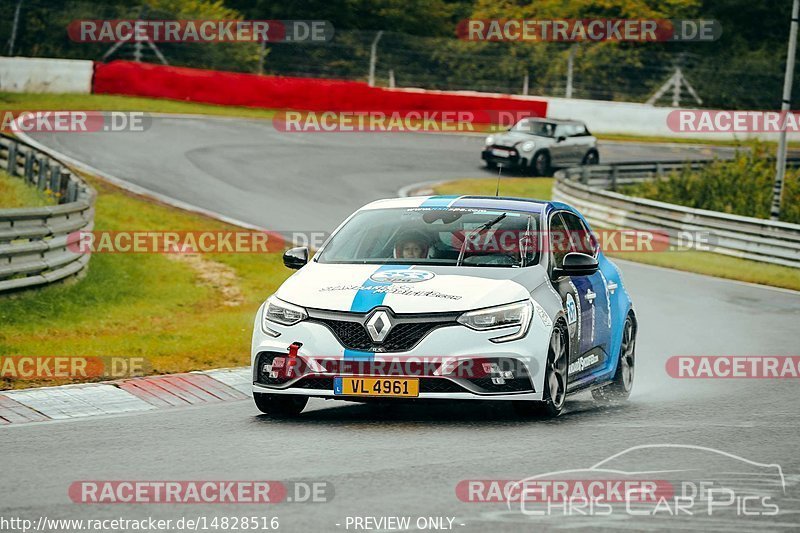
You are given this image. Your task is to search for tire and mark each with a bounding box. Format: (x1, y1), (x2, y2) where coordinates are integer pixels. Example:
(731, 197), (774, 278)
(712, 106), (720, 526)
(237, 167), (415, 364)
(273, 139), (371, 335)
(513, 321), (568, 418)
(582, 150), (599, 165)
(530, 151), (551, 176)
(253, 393), (308, 417)
(485, 160), (497, 170)
(592, 314), (636, 403)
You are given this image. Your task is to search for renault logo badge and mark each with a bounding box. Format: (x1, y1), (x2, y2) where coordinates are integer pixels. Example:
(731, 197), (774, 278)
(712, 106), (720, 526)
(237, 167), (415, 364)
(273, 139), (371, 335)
(365, 310), (393, 343)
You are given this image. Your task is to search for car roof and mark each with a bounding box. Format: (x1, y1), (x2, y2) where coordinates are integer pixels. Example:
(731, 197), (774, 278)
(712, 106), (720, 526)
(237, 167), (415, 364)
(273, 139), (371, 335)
(520, 117), (584, 125)
(362, 195), (561, 214)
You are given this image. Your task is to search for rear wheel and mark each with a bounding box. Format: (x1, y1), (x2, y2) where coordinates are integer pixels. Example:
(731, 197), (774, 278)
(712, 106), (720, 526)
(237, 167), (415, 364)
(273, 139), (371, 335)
(485, 160), (497, 170)
(530, 151), (551, 176)
(514, 321), (567, 418)
(592, 315), (635, 403)
(253, 393), (308, 417)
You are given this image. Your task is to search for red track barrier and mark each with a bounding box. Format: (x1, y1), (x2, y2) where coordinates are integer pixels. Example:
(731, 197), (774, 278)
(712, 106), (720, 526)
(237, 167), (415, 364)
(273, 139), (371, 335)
(92, 61), (547, 118)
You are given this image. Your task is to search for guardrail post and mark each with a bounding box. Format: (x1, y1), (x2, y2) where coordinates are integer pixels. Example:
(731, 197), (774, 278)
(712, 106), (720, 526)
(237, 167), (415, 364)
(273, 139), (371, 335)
(24, 150), (35, 183)
(7, 141), (17, 176)
(580, 166), (589, 184)
(66, 180), (77, 203)
(49, 164), (61, 194)
(38, 159), (49, 190)
(655, 163), (663, 178)
(611, 165), (619, 191)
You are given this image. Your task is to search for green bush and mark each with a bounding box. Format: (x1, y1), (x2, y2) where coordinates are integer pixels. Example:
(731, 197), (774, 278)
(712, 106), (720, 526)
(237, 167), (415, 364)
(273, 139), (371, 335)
(622, 142), (800, 224)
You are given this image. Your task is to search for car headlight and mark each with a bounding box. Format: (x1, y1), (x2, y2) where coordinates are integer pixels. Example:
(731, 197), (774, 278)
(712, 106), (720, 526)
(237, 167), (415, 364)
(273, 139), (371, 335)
(264, 295), (307, 328)
(520, 141), (535, 152)
(485, 135), (495, 146)
(457, 300), (533, 343)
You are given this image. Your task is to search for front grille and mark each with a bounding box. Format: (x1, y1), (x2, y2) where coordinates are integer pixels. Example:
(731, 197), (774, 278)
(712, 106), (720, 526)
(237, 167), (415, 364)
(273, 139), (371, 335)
(419, 378), (465, 393)
(312, 315), (455, 352)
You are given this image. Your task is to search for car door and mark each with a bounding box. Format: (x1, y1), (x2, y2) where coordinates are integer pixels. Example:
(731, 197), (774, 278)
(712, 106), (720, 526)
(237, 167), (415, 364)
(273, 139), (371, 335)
(549, 125), (572, 166)
(570, 123), (593, 163)
(547, 212), (583, 379)
(560, 212), (612, 365)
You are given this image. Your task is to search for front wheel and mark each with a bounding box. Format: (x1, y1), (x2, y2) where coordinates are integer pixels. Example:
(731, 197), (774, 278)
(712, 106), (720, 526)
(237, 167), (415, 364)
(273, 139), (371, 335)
(592, 315), (635, 403)
(513, 321), (567, 418)
(254, 393), (308, 417)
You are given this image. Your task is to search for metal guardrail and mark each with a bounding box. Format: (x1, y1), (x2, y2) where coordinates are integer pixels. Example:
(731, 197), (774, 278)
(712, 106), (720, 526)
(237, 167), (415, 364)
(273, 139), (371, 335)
(553, 160), (800, 269)
(0, 134), (96, 293)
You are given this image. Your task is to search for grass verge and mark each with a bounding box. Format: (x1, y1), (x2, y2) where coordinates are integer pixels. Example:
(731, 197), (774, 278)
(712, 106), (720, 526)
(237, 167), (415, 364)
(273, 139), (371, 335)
(0, 92), (277, 120)
(0, 172), (290, 390)
(432, 178), (800, 292)
(0, 170), (55, 207)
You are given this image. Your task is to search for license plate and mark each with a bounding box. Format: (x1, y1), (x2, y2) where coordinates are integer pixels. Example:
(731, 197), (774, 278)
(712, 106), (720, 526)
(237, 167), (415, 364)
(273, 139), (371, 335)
(492, 148), (511, 157)
(333, 376), (419, 397)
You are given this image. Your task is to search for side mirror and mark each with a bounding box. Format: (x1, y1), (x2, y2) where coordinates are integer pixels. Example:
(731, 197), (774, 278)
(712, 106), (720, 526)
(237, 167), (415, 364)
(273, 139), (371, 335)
(557, 135), (567, 143)
(553, 252), (598, 278)
(283, 247), (308, 270)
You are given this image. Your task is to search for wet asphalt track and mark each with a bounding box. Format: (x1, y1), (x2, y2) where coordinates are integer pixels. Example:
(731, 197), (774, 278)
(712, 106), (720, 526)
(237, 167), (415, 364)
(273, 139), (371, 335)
(1, 117), (798, 532)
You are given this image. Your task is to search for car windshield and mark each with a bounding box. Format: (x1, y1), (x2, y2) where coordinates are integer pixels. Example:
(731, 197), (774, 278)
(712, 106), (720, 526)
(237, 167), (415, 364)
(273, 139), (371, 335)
(511, 119), (556, 137)
(317, 208), (539, 267)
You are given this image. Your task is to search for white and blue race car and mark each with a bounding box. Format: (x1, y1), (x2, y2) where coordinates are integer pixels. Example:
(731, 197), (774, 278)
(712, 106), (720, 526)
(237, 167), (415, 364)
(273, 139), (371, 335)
(251, 195), (636, 417)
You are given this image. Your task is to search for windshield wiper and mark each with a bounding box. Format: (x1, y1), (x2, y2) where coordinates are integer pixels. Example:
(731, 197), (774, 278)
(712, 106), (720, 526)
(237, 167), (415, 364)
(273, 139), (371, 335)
(456, 213), (507, 266)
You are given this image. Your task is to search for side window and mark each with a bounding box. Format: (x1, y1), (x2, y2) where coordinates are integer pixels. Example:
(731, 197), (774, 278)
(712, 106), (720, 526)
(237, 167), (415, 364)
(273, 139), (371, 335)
(560, 212), (597, 257)
(554, 125), (569, 139)
(549, 213), (570, 269)
(572, 124), (588, 136)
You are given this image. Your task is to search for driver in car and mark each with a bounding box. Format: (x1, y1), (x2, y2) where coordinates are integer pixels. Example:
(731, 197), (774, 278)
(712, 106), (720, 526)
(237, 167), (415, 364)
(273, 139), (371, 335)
(393, 231), (430, 259)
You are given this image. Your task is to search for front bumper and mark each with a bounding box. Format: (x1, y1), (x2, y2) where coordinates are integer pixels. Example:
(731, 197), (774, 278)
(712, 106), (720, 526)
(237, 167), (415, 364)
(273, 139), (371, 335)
(481, 147), (526, 168)
(251, 305), (553, 402)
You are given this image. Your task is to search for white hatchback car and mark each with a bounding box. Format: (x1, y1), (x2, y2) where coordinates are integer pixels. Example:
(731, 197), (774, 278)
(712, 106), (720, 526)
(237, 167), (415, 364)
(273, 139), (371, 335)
(252, 195), (636, 418)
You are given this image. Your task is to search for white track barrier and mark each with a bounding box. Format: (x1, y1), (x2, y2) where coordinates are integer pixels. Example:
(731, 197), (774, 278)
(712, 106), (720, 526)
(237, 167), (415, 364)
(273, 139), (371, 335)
(0, 57), (92, 93)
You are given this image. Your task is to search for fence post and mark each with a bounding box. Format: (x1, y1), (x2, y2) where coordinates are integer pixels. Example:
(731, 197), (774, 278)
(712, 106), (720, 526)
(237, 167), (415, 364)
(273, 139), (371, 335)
(7, 141), (17, 176)
(38, 158), (48, 189)
(66, 180), (77, 203)
(24, 150), (35, 183)
(49, 164), (61, 193)
(368, 30), (383, 87)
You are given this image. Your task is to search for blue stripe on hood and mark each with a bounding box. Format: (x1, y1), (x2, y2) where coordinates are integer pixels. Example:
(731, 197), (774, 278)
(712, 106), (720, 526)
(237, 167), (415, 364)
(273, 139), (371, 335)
(344, 265), (412, 361)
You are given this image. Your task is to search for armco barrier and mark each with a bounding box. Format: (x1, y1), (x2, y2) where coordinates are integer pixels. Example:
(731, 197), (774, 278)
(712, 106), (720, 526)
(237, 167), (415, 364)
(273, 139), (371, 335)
(553, 163), (800, 268)
(0, 134), (95, 293)
(92, 60), (548, 117)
